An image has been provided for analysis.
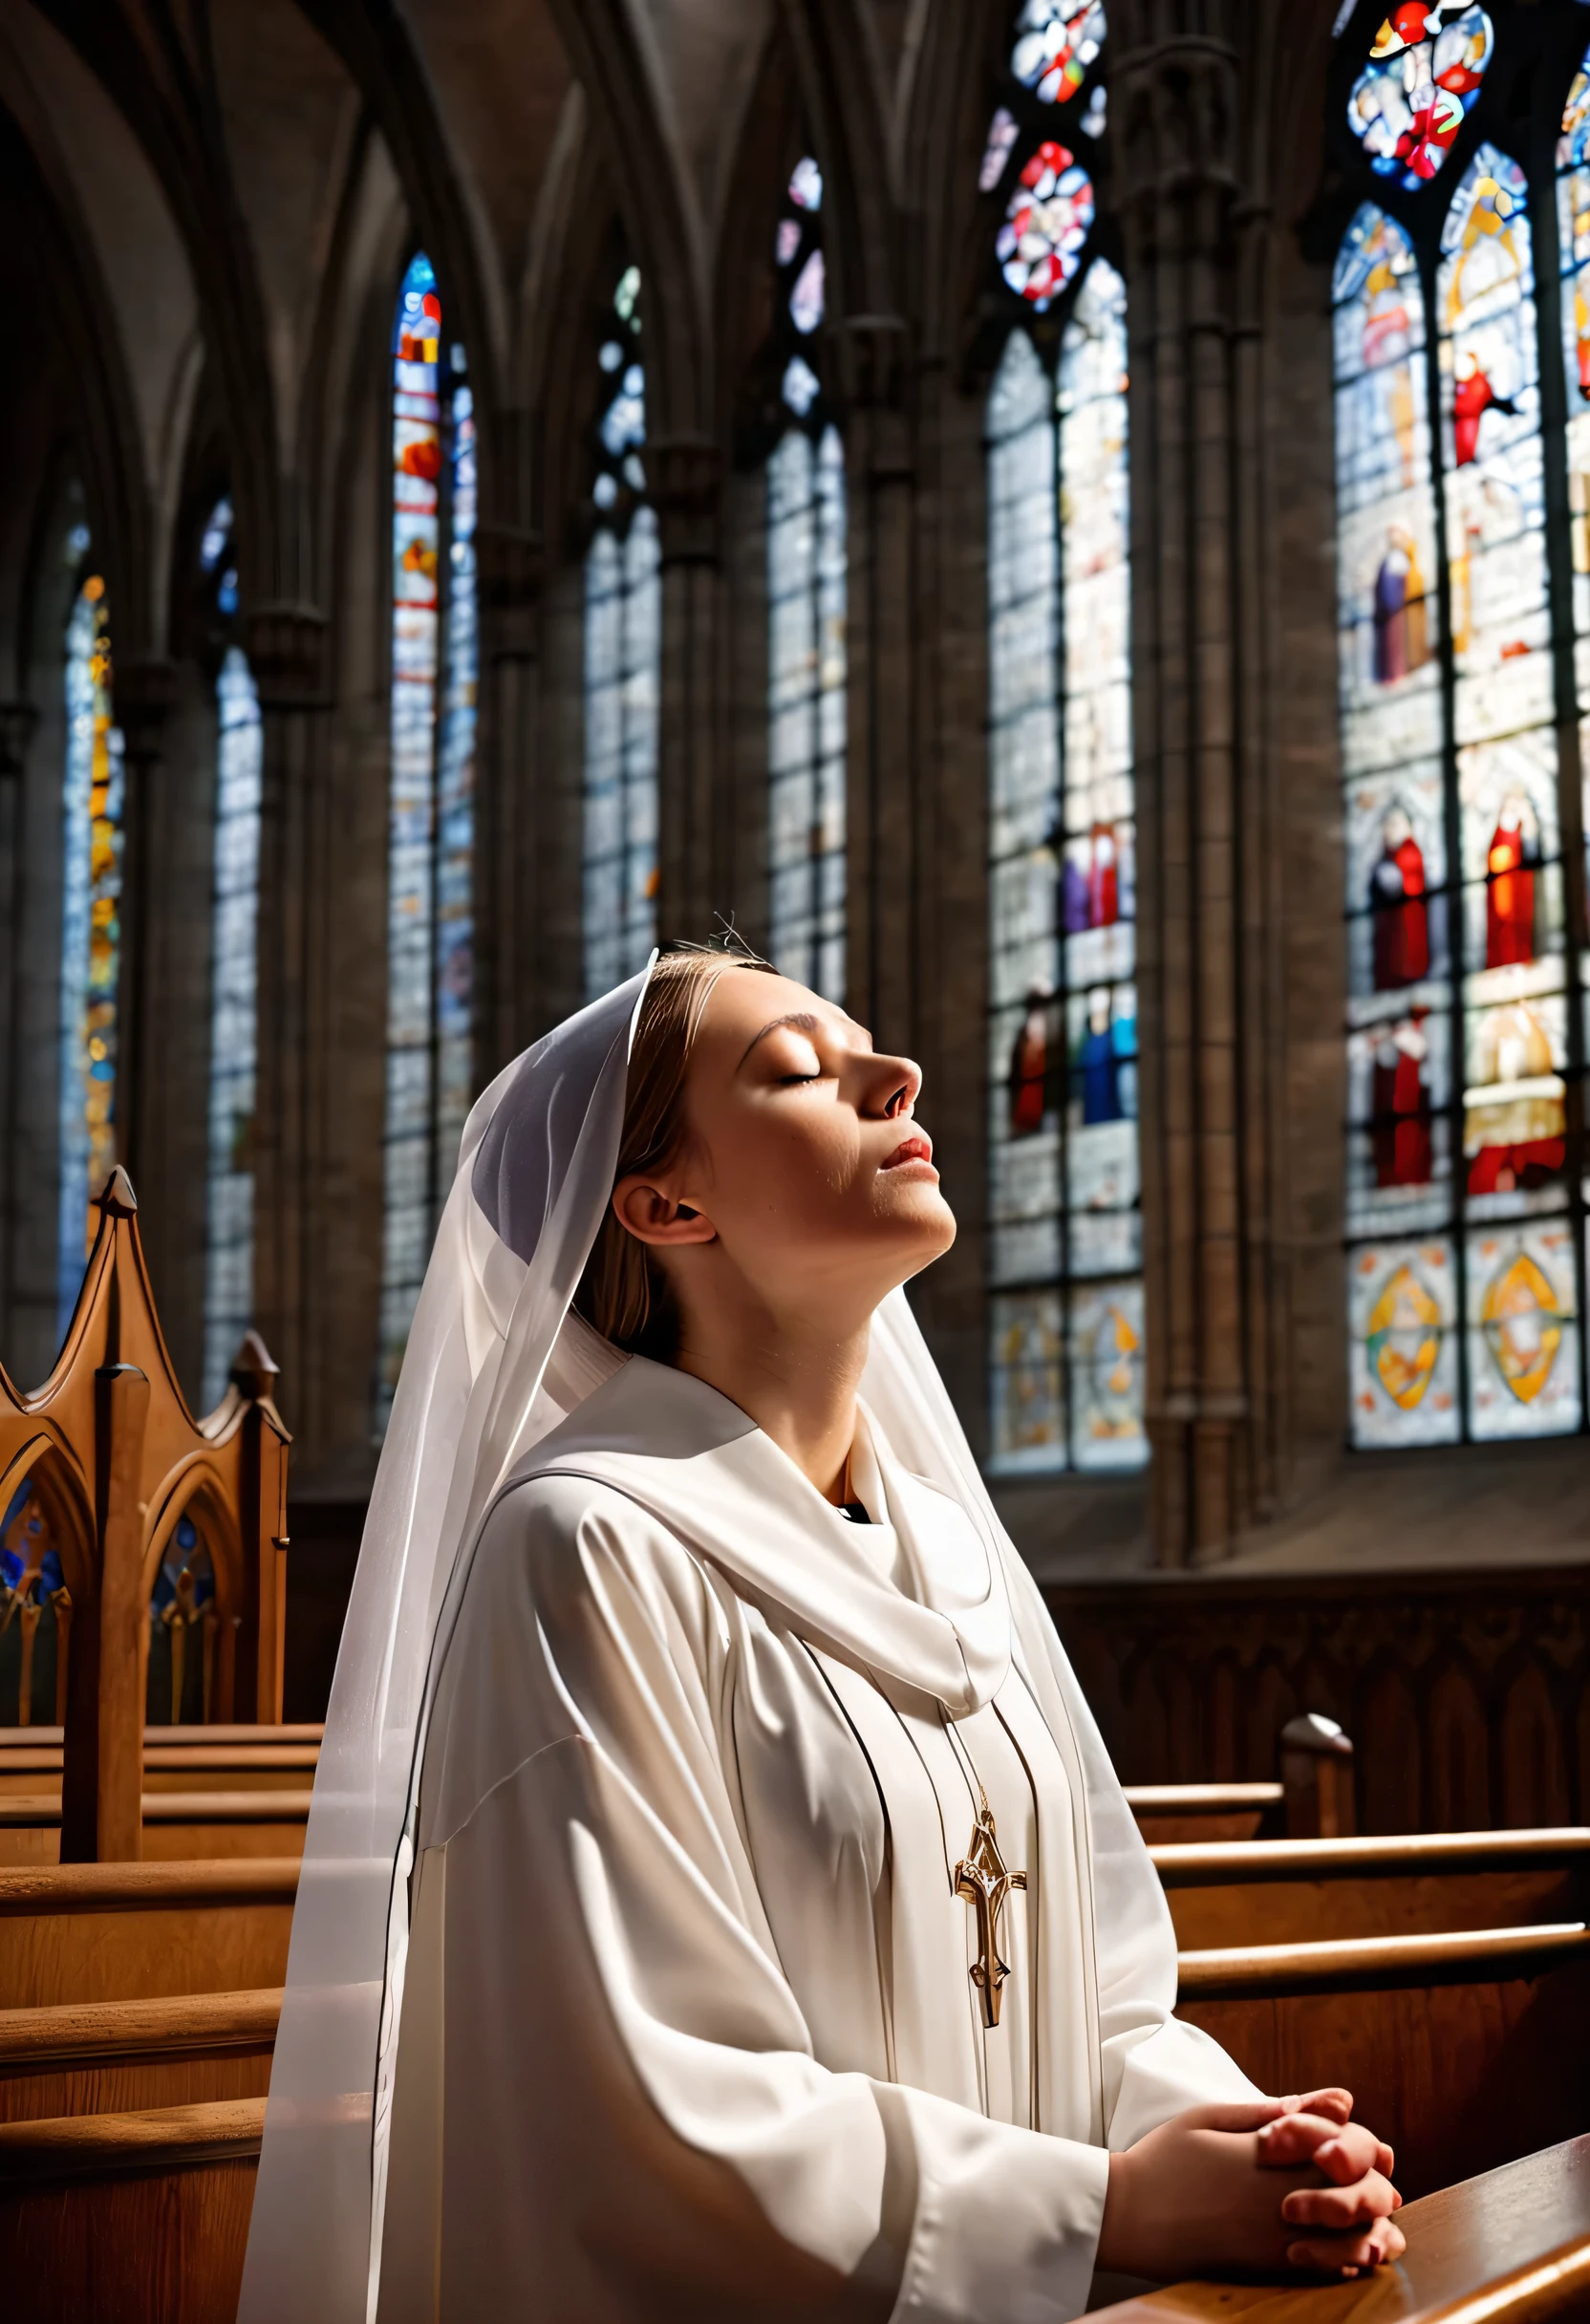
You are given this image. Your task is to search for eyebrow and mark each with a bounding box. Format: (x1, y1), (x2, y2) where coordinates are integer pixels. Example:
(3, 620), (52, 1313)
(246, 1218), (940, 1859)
(736, 1009), (876, 1071)
(737, 1011), (824, 1070)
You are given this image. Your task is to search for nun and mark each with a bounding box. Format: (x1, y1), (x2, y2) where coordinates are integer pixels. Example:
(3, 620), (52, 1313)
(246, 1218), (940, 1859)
(242, 947), (1403, 2324)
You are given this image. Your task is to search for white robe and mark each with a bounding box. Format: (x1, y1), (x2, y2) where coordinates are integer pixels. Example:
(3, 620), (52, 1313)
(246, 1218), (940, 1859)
(377, 1356), (1257, 2323)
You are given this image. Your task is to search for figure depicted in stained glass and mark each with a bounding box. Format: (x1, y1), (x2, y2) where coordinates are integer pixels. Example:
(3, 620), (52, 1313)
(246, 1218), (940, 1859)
(1372, 529), (1430, 678)
(1369, 804), (1430, 986)
(1007, 982), (1058, 1138)
(1451, 348), (1519, 465)
(1480, 1248), (1563, 1404)
(1078, 1295), (1142, 1443)
(1464, 1000), (1565, 1194)
(1372, 1012), (1433, 1188)
(1347, 4), (1493, 190)
(1484, 787), (1539, 966)
(1365, 1259), (1445, 1411)
(1076, 987), (1132, 1126)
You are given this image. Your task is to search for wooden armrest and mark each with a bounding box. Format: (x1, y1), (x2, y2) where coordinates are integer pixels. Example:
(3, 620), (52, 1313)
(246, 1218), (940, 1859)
(0, 1859), (301, 1913)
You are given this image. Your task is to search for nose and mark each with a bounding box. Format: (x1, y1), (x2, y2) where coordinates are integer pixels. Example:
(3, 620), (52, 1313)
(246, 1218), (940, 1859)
(865, 1050), (921, 1121)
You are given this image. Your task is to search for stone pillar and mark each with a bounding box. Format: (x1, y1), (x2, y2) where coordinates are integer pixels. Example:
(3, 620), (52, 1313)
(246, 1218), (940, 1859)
(112, 657), (177, 1201)
(646, 435), (725, 942)
(476, 521), (545, 1065)
(1115, 7), (1275, 1565)
(837, 314), (915, 1049)
(246, 604), (329, 1448)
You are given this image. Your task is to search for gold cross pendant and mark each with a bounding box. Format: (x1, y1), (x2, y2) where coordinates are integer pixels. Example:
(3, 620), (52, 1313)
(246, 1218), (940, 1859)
(954, 1803), (1027, 2029)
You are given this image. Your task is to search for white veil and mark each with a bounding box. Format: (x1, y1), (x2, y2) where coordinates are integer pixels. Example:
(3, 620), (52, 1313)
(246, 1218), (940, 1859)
(241, 960), (1171, 2321)
(239, 967), (651, 2324)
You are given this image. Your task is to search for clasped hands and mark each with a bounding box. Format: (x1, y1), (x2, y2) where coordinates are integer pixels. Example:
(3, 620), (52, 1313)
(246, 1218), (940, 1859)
(1097, 2086), (1406, 2283)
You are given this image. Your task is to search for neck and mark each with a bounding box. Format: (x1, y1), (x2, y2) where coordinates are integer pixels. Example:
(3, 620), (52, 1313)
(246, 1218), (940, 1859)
(672, 1303), (870, 1503)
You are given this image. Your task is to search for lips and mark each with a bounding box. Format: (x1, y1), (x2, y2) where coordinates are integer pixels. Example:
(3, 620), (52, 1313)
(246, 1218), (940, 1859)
(881, 1132), (935, 1170)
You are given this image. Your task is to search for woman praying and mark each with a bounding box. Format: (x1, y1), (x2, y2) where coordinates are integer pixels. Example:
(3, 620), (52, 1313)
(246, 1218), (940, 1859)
(242, 946), (1403, 2323)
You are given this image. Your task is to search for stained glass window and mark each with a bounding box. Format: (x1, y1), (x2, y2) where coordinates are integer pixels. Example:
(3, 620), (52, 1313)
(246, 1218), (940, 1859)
(982, 5), (1138, 1474)
(765, 158), (848, 1002)
(986, 264), (1140, 1471)
(585, 263), (659, 999)
(57, 571), (122, 1337)
(376, 251), (477, 1420)
(204, 644), (262, 1408)
(1334, 6), (1590, 1449)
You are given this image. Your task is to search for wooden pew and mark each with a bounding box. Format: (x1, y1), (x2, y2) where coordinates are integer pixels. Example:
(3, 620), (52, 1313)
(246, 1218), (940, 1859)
(1089, 2131), (1590, 2322)
(1174, 1916), (1590, 2199)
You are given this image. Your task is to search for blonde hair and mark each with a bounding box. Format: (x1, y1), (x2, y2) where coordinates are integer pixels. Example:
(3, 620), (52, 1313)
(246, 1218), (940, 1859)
(572, 943), (776, 1360)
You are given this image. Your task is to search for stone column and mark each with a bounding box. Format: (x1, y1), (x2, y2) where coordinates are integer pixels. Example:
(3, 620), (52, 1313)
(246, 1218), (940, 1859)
(837, 313), (915, 1050)
(246, 603), (328, 1449)
(112, 657), (177, 1203)
(1114, 6), (1276, 1564)
(476, 521), (545, 1065)
(646, 435), (726, 942)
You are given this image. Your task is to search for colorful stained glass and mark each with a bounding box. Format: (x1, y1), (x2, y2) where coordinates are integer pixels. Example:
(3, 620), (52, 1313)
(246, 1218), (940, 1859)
(997, 142), (1095, 309)
(986, 262), (1141, 1474)
(1336, 29), (1590, 1451)
(980, 107), (1020, 191)
(1347, 5), (1493, 191)
(57, 576), (122, 1336)
(202, 643), (262, 1409)
(1010, 2), (1106, 106)
(585, 263), (659, 1000)
(376, 253), (476, 1419)
(1348, 1238), (1461, 1446)
(1467, 1221), (1579, 1436)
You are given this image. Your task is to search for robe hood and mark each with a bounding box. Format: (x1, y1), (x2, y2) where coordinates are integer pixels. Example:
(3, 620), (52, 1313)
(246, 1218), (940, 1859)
(511, 1353), (1013, 1718)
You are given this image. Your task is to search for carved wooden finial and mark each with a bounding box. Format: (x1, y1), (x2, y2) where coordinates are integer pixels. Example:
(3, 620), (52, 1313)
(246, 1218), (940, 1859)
(230, 1328), (280, 1402)
(95, 1167), (138, 1217)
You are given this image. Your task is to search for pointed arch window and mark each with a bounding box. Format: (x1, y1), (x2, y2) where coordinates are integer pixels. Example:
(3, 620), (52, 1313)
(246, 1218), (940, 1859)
(1331, 4), (1590, 1446)
(981, 5), (1143, 1475)
(765, 157), (847, 1001)
(57, 563), (122, 1338)
(197, 497), (264, 1408)
(377, 251), (478, 1420)
(585, 264), (660, 1000)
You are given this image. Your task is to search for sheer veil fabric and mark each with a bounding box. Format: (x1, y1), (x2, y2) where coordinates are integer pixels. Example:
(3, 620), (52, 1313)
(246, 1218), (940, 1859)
(241, 961), (1176, 2322)
(239, 968), (650, 2324)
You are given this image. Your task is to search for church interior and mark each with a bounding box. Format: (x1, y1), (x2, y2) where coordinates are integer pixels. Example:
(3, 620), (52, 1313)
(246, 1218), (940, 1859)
(0, 0), (1586, 2315)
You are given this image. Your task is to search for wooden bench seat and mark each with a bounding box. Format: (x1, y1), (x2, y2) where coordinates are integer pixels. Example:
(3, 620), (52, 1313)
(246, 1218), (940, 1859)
(1126, 1781), (1286, 1843)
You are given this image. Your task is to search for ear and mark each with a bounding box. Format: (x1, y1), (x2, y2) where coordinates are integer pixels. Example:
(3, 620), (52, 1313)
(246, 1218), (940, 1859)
(612, 1175), (718, 1249)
